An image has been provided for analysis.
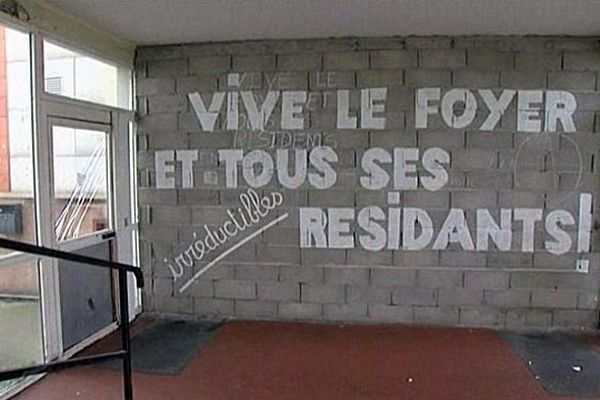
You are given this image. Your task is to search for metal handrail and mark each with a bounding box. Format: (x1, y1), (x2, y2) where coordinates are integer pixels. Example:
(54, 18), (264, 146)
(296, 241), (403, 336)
(0, 238), (144, 288)
(0, 238), (143, 400)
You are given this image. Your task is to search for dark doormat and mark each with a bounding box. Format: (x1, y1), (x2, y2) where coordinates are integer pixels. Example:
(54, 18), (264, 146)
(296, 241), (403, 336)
(98, 319), (221, 375)
(502, 332), (600, 397)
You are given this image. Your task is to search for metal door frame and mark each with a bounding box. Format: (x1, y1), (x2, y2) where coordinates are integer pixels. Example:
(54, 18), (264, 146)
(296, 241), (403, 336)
(43, 113), (115, 356)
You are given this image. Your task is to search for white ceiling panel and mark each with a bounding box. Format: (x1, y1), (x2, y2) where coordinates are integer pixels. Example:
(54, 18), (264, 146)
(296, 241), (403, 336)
(43, 0), (600, 45)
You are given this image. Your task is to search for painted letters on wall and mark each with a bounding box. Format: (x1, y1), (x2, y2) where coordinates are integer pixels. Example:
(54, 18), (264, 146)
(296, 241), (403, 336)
(154, 74), (593, 292)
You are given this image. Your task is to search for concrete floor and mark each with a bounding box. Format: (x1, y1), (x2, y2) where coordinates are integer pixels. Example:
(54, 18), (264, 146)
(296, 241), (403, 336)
(11, 320), (600, 400)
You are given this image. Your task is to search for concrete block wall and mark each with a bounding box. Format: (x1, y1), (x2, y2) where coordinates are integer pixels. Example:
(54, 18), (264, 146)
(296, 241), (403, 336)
(136, 36), (600, 330)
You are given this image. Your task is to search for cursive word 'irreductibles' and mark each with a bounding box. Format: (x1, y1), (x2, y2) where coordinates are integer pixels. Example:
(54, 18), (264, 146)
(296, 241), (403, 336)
(165, 188), (284, 281)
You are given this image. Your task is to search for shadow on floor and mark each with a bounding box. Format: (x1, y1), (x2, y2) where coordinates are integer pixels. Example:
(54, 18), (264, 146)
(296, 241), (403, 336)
(503, 331), (600, 397)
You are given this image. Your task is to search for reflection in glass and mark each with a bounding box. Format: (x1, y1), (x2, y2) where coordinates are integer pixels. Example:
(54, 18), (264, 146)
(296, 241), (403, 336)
(0, 24), (44, 396)
(0, 260), (43, 392)
(0, 25), (36, 258)
(43, 40), (131, 109)
(52, 127), (109, 241)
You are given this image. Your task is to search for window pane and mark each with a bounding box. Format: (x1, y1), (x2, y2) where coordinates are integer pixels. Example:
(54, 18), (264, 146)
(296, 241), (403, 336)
(52, 126), (109, 241)
(0, 259), (43, 388)
(0, 25), (36, 255)
(44, 41), (131, 109)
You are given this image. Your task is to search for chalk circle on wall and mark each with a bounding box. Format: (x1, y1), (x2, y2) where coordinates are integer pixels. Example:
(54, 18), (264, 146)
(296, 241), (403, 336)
(513, 132), (583, 208)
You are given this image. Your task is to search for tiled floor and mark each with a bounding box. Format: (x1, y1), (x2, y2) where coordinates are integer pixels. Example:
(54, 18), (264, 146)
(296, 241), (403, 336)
(12, 320), (600, 400)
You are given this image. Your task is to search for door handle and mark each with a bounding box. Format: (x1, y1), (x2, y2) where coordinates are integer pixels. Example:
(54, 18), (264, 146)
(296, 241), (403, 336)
(101, 231), (116, 240)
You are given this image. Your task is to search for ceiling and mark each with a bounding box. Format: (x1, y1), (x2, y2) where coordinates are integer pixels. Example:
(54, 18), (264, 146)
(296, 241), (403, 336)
(43, 0), (600, 46)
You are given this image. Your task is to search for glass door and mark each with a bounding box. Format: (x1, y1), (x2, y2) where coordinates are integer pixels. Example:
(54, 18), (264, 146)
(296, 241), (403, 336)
(48, 119), (117, 351)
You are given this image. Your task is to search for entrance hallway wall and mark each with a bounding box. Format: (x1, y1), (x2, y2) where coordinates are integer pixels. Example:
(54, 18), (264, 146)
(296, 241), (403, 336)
(135, 36), (600, 330)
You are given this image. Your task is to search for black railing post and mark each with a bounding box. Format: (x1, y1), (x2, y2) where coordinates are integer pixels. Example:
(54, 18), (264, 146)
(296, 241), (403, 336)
(118, 268), (133, 400)
(0, 238), (142, 399)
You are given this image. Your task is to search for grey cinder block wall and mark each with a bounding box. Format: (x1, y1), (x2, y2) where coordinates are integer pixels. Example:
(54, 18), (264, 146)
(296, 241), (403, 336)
(135, 36), (600, 330)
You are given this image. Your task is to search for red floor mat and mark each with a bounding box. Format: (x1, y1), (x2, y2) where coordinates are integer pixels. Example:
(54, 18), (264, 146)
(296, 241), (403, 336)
(14, 321), (599, 400)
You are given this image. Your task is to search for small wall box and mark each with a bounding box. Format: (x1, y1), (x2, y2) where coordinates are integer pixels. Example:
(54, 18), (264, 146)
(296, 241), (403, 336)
(0, 204), (22, 235)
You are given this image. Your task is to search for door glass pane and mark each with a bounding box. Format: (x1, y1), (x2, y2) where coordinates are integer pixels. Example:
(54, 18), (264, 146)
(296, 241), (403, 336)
(0, 259), (43, 391)
(52, 126), (109, 242)
(0, 25), (36, 256)
(43, 41), (131, 109)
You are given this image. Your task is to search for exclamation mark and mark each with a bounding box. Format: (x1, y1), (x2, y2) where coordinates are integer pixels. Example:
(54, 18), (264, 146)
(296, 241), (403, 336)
(576, 193), (592, 273)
